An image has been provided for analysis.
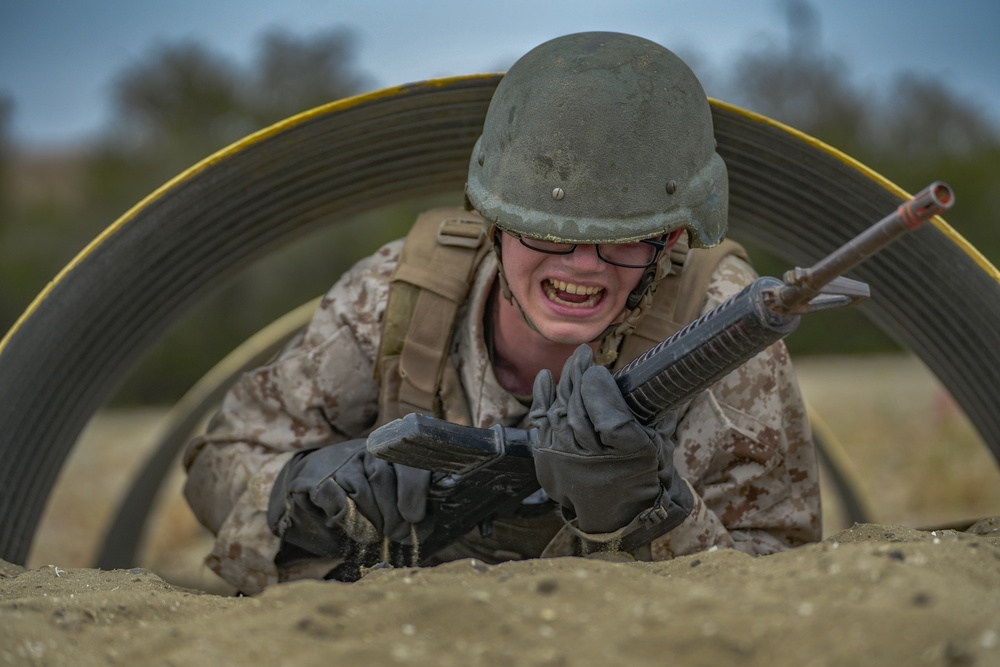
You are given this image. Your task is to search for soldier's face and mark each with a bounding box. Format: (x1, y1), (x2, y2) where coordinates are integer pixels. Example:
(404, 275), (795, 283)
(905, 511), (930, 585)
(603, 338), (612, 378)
(499, 233), (646, 346)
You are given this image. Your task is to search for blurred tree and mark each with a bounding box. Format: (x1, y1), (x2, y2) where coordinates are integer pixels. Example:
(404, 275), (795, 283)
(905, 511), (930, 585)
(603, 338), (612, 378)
(869, 73), (998, 159)
(0, 93), (15, 327)
(729, 0), (868, 155)
(5, 12), (999, 399)
(100, 28), (380, 403)
(0, 28), (383, 402)
(0, 94), (58, 337)
(862, 74), (1000, 271)
(717, 0), (999, 355)
(0, 93), (10, 225)
(113, 41), (246, 154)
(247, 27), (372, 126)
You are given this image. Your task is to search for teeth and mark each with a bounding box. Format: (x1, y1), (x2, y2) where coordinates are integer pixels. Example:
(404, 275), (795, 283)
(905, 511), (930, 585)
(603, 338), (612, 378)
(544, 280), (603, 307)
(550, 279), (602, 295)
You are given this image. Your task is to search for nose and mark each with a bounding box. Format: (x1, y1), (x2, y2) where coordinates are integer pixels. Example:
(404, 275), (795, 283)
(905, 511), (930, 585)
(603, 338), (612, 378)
(565, 243), (603, 271)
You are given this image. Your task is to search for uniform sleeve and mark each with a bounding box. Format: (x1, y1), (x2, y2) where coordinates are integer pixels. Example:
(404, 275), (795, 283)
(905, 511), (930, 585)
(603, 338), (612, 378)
(647, 255), (822, 559)
(182, 240), (403, 593)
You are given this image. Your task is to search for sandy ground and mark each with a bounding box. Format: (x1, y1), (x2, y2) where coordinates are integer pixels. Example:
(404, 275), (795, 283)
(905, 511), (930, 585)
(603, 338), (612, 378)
(3, 522), (1000, 666)
(5, 354), (1000, 665)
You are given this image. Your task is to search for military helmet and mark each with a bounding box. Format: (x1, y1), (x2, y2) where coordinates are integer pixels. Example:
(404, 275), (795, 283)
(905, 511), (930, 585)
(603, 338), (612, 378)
(465, 31), (728, 248)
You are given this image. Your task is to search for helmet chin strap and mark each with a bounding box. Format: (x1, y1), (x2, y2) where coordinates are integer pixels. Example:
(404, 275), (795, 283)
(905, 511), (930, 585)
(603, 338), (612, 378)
(491, 231), (548, 339)
(593, 262), (665, 365)
(595, 233), (682, 365)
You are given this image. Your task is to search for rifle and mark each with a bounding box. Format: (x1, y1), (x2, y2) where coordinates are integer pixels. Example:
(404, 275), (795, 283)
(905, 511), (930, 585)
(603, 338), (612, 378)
(367, 182), (954, 561)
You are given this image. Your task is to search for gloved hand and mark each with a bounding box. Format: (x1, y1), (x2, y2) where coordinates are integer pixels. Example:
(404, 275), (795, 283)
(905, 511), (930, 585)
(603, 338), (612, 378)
(268, 439), (433, 560)
(530, 345), (673, 536)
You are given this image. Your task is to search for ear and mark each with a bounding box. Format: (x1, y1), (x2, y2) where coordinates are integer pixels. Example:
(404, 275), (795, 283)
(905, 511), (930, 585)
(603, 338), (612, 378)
(665, 229), (684, 250)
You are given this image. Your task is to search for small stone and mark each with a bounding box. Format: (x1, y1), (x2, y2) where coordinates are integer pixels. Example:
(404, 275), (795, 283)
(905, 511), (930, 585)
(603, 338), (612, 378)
(535, 579), (558, 595)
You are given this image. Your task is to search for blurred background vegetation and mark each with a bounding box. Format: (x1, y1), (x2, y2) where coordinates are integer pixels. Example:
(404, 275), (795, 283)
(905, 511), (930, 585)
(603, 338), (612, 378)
(0, 6), (997, 405)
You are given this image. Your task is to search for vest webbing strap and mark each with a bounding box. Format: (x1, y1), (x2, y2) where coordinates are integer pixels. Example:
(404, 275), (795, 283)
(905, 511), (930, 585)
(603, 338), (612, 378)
(376, 207), (489, 421)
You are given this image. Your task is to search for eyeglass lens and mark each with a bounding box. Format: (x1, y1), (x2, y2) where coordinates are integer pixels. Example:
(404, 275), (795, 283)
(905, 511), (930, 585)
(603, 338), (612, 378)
(517, 236), (660, 268)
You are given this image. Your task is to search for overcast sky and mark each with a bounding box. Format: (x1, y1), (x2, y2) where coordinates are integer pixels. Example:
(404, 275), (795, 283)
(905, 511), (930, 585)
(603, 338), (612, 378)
(1, 0), (998, 150)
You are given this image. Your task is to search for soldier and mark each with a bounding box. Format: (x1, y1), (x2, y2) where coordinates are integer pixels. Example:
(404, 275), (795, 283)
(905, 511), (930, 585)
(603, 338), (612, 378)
(183, 31), (821, 594)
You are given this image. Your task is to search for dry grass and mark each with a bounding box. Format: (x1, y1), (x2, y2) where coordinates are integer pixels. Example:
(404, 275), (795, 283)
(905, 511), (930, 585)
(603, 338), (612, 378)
(26, 354), (1000, 591)
(796, 354), (1000, 531)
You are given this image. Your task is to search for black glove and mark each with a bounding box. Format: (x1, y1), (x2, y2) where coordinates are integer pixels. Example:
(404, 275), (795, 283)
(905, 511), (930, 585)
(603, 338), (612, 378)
(530, 345), (692, 541)
(268, 439), (433, 563)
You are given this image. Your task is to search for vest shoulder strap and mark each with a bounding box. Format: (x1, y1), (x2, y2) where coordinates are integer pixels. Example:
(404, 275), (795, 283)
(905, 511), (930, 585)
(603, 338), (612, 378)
(375, 207), (489, 425)
(614, 239), (750, 368)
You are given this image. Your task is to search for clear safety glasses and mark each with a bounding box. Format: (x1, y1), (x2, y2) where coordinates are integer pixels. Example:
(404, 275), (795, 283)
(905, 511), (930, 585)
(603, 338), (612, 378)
(507, 231), (665, 269)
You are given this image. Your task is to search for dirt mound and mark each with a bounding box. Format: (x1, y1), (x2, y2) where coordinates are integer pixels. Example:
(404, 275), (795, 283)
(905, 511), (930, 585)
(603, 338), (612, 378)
(3, 522), (999, 666)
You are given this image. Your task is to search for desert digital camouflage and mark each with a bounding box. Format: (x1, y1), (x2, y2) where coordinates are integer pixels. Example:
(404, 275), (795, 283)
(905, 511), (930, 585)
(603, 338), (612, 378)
(183, 229), (820, 594)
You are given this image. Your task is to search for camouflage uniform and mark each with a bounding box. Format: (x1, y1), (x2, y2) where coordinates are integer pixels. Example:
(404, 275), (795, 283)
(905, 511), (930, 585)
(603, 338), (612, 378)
(184, 234), (821, 594)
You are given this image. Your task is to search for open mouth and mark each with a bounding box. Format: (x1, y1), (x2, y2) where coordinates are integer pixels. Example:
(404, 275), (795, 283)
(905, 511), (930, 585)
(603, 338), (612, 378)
(543, 279), (605, 308)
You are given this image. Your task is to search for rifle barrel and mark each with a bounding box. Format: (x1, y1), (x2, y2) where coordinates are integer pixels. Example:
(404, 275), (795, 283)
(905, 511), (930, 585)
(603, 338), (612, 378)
(774, 182), (954, 311)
